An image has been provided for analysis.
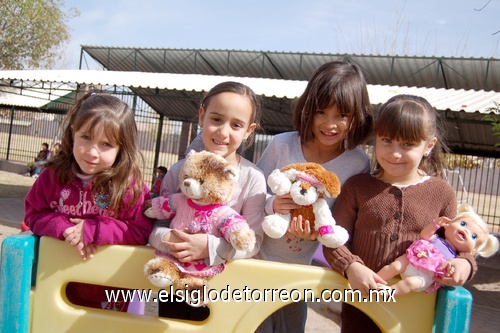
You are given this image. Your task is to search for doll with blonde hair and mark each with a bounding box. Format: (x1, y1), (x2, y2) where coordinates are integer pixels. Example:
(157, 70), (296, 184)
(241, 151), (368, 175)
(378, 203), (499, 296)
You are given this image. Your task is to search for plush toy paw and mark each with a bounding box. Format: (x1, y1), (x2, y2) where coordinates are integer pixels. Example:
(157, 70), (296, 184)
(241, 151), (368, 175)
(230, 228), (256, 252)
(316, 225), (349, 248)
(144, 207), (155, 219)
(267, 168), (292, 195)
(262, 214), (290, 238)
(176, 277), (209, 307)
(144, 257), (180, 288)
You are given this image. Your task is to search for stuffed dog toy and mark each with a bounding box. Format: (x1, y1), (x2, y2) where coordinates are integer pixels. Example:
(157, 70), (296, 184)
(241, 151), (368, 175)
(262, 162), (348, 248)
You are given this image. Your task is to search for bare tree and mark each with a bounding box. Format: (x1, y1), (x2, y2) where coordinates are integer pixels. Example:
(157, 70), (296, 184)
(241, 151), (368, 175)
(474, 0), (500, 35)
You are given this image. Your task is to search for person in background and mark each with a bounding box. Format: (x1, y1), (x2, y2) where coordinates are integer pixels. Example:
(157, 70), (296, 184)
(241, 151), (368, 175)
(26, 142), (49, 177)
(150, 166), (168, 198)
(24, 92), (153, 312)
(255, 61), (374, 332)
(32, 142), (62, 177)
(324, 94), (477, 332)
(49, 142), (61, 159)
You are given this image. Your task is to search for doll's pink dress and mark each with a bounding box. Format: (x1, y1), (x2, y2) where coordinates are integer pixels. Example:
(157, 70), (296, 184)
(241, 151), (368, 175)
(151, 195), (248, 277)
(404, 234), (456, 292)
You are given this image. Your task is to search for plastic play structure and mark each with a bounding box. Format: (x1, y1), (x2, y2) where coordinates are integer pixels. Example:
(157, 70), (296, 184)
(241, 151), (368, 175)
(1, 233), (472, 332)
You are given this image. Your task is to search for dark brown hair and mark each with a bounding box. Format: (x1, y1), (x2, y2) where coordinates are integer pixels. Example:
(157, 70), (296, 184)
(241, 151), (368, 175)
(293, 61), (374, 149)
(373, 94), (448, 178)
(47, 92), (144, 213)
(200, 81), (261, 148)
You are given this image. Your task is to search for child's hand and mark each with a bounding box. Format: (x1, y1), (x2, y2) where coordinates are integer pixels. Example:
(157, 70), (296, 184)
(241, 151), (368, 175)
(434, 258), (471, 286)
(287, 215), (318, 241)
(63, 218), (85, 246)
(273, 194), (300, 214)
(63, 218), (90, 260)
(165, 230), (209, 262)
(345, 262), (387, 296)
(79, 244), (97, 261)
(435, 216), (451, 228)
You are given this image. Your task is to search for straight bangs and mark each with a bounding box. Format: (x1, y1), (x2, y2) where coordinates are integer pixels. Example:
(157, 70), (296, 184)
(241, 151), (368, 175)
(376, 103), (429, 143)
(315, 80), (339, 112)
(75, 108), (122, 147)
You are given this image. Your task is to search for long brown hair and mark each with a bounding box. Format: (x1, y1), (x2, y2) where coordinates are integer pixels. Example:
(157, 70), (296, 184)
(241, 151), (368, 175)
(47, 92), (144, 213)
(293, 61), (374, 149)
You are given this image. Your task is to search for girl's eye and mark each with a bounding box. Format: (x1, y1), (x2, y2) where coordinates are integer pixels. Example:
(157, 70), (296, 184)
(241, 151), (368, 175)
(315, 110), (325, 115)
(339, 113), (348, 118)
(232, 123), (243, 129)
(381, 137), (391, 143)
(211, 117), (221, 123)
(402, 142), (415, 148)
(471, 233), (477, 240)
(81, 135), (90, 140)
(460, 221), (467, 227)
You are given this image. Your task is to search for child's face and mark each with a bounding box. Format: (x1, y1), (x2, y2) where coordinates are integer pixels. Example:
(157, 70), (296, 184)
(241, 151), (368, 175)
(444, 216), (485, 253)
(199, 92), (256, 163)
(375, 135), (436, 184)
(311, 103), (348, 149)
(72, 122), (119, 176)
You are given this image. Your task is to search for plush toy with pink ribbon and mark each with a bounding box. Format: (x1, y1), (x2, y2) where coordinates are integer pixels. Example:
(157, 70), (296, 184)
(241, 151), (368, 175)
(262, 162), (349, 249)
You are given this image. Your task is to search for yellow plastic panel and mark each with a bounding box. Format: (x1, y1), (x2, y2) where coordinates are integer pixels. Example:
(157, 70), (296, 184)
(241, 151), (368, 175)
(31, 237), (435, 333)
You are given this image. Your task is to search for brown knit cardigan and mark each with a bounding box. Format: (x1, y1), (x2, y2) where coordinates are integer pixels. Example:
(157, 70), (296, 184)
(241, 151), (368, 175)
(324, 173), (477, 277)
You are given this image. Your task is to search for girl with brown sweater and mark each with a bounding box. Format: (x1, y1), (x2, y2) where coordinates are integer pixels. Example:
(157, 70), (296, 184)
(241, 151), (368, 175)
(323, 94), (477, 332)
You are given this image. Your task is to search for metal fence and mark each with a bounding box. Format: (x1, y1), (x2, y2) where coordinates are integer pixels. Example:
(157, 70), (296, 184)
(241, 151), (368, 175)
(1, 107), (499, 233)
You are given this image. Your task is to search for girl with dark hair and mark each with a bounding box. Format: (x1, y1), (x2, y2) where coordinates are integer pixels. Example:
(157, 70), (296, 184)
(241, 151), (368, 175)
(255, 61), (374, 332)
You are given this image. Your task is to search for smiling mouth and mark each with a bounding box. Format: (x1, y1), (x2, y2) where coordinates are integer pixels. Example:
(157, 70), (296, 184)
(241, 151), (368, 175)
(213, 139), (227, 145)
(321, 131), (337, 137)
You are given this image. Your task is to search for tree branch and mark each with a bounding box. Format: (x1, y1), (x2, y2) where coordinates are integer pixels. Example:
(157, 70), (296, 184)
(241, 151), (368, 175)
(474, 0), (491, 11)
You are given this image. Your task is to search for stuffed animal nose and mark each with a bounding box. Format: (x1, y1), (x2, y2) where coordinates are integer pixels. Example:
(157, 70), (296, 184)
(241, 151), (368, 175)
(183, 180), (191, 187)
(300, 188), (307, 195)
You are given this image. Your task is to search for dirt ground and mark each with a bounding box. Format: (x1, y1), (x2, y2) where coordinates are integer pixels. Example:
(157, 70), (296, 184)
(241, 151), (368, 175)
(0, 170), (35, 198)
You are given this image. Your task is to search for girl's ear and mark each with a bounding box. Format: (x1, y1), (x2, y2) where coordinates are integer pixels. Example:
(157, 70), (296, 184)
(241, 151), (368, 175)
(198, 107), (205, 127)
(425, 137), (437, 156)
(244, 122), (257, 140)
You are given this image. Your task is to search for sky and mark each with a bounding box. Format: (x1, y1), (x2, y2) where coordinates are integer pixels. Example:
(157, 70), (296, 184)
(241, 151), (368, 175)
(60, 0), (500, 69)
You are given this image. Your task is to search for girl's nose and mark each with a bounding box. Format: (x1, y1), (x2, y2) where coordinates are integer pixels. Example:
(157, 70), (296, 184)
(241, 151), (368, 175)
(218, 124), (230, 136)
(391, 148), (402, 158)
(87, 144), (99, 157)
(325, 115), (338, 127)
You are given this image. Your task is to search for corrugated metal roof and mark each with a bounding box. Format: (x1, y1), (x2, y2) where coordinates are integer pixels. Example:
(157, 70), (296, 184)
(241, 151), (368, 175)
(0, 82), (74, 109)
(81, 47), (500, 92)
(1, 70), (498, 112)
(1, 69), (499, 156)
